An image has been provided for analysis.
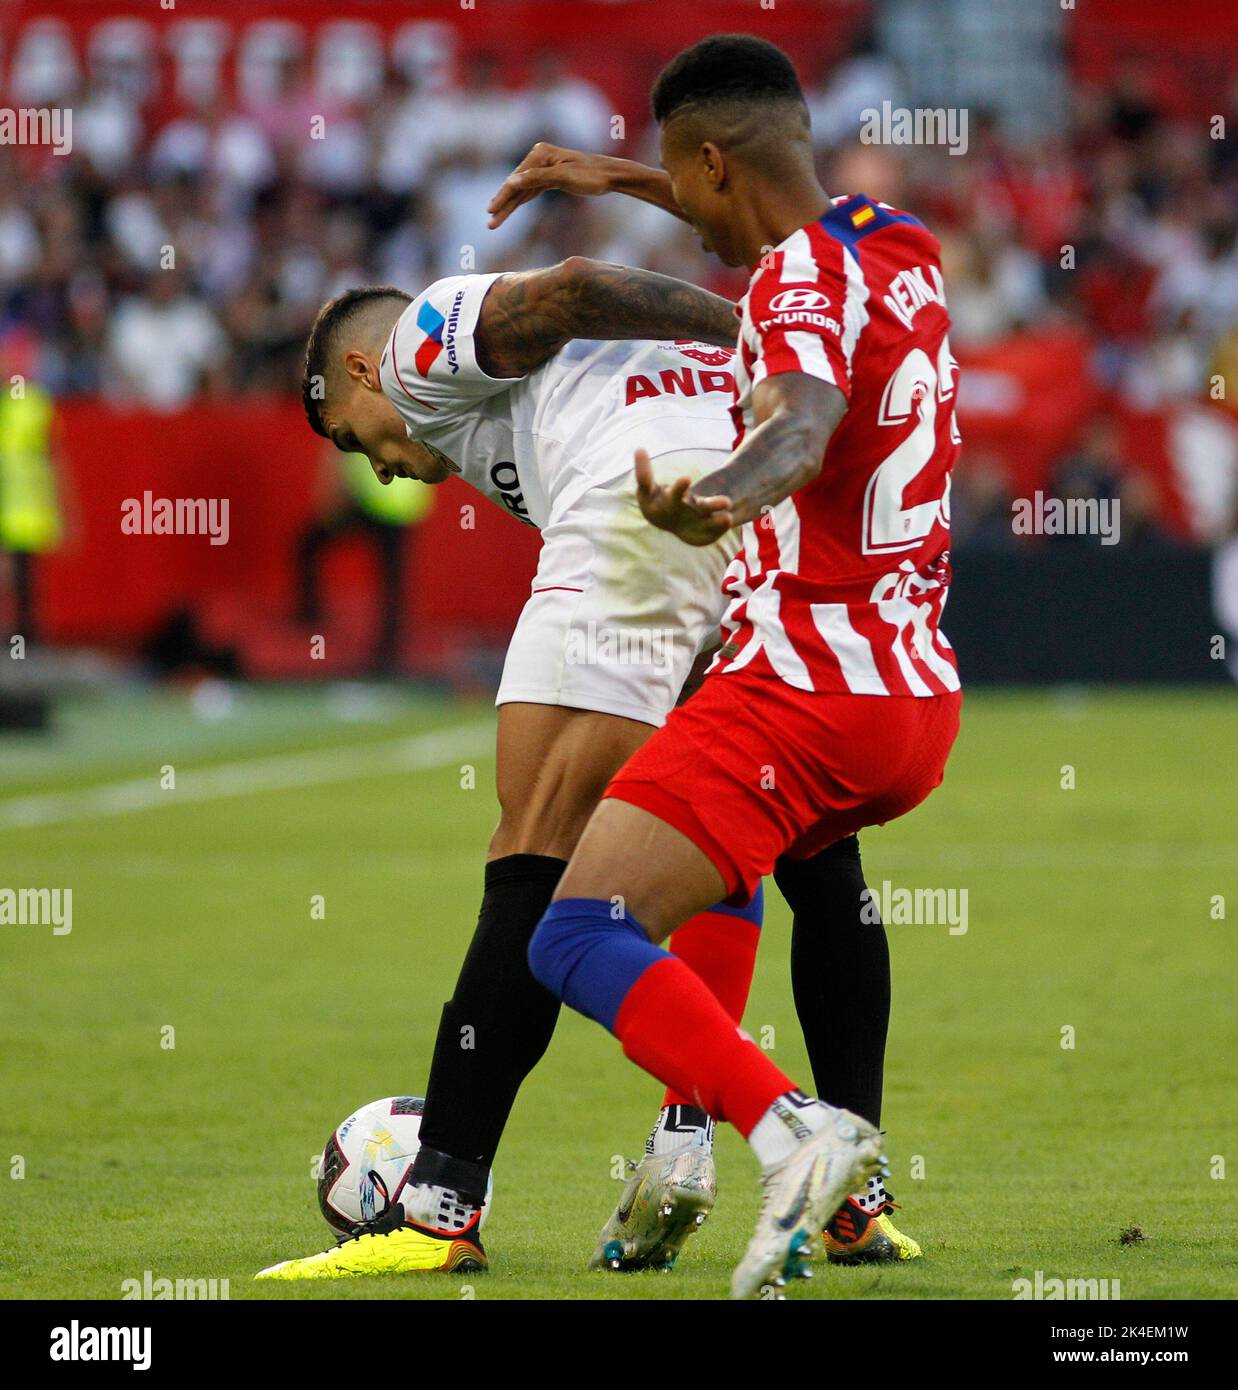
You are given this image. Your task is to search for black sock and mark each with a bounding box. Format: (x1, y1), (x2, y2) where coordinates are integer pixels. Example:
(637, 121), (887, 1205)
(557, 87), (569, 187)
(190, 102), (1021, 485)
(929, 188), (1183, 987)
(774, 835), (889, 1127)
(412, 854), (566, 1202)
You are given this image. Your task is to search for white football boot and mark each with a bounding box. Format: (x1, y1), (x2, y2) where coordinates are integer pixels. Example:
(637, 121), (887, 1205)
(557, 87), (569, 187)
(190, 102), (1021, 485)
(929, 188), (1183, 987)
(731, 1106), (887, 1300)
(591, 1132), (716, 1272)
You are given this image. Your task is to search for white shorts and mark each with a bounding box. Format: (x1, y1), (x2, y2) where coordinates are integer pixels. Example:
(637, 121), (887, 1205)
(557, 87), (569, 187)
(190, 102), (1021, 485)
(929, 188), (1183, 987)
(497, 449), (737, 727)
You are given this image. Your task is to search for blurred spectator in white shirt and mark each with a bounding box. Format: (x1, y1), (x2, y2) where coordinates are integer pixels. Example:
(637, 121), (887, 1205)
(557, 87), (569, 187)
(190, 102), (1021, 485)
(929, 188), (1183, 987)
(523, 50), (613, 151)
(150, 96), (277, 200)
(104, 271), (227, 409)
(0, 178), (41, 282)
(377, 72), (443, 195)
(74, 82), (143, 178)
(805, 30), (905, 150)
(939, 230), (1047, 348)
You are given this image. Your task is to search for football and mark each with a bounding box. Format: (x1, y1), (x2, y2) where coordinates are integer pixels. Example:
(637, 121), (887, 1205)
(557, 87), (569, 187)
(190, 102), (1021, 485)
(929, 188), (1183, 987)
(317, 1096), (493, 1239)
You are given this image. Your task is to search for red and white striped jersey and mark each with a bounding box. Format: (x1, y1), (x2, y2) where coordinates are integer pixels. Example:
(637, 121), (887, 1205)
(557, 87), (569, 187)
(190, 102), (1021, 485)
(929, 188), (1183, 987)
(711, 194), (961, 697)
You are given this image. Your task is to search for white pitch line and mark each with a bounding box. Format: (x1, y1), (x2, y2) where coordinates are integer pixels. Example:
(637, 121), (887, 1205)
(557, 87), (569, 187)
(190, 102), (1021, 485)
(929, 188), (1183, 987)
(0, 721), (494, 831)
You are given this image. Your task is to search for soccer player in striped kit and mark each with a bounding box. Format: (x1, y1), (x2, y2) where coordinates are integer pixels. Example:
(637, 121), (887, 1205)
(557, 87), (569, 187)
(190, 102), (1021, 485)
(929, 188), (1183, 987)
(497, 35), (963, 1297)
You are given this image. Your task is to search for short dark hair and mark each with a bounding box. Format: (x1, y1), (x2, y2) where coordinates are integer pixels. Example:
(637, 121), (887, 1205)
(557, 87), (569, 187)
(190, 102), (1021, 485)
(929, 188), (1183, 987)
(651, 34), (804, 124)
(301, 286), (412, 437)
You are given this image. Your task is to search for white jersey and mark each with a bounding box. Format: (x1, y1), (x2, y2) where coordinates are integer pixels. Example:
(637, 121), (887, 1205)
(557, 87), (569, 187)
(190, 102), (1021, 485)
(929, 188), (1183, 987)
(378, 272), (739, 528)
(379, 272), (743, 729)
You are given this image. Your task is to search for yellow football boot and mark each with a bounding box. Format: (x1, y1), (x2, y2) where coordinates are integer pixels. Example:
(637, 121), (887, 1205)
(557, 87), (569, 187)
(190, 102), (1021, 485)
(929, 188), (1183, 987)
(255, 1222), (486, 1280)
(824, 1188), (922, 1264)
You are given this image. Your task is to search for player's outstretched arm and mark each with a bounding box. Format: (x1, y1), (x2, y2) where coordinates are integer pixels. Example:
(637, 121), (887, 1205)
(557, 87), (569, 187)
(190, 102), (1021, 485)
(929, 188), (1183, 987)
(636, 373), (846, 545)
(488, 143), (684, 229)
(475, 257), (737, 378)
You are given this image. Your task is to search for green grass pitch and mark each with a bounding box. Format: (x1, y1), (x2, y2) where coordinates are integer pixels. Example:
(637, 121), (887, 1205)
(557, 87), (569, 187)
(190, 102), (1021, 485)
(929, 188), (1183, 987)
(1, 686), (1234, 1300)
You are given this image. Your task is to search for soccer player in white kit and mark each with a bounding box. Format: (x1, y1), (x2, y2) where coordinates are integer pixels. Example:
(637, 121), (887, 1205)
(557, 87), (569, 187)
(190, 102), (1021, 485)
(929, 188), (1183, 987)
(257, 257), (910, 1281)
(377, 268), (742, 728)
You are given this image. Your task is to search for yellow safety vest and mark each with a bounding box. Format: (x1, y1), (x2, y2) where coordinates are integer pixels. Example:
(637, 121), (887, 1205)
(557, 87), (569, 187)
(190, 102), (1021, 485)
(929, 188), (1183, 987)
(340, 451), (434, 526)
(0, 386), (62, 553)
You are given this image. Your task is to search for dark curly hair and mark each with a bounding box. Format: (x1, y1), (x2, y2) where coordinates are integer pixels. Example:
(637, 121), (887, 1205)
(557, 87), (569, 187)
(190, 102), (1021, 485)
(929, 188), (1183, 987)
(651, 35), (805, 124)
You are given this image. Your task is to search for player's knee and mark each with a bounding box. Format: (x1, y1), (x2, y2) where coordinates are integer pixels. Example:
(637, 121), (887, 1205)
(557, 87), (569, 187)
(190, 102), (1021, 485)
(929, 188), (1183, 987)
(774, 835), (866, 920)
(490, 798), (587, 861)
(528, 900), (656, 1028)
(527, 902), (599, 998)
(492, 778), (601, 861)
(488, 802), (529, 858)
(527, 905), (593, 1000)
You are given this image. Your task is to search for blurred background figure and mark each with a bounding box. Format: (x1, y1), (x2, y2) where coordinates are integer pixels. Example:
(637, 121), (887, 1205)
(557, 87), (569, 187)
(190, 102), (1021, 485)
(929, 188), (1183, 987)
(0, 326), (65, 646)
(104, 266), (228, 409)
(294, 447), (433, 678)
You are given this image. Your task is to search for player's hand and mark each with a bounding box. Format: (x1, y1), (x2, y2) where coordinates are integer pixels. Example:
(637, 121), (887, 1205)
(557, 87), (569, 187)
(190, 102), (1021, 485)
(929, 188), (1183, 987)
(634, 448), (734, 546)
(488, 144), (618, 228)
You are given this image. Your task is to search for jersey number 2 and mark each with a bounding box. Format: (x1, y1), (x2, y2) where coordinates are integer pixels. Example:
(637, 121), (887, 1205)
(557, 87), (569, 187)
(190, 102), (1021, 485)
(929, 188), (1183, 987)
(862, 338), (958, 555)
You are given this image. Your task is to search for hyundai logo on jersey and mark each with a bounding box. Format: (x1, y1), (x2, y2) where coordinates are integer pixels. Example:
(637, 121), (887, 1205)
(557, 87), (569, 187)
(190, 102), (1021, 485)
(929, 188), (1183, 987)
(769, 288), (831, 312)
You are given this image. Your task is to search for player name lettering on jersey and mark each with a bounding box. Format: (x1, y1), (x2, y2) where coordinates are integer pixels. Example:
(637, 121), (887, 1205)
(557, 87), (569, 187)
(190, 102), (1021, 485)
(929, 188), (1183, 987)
(490, 459), (534, 526)
(624, 366), (734, 407)
(883, 264), (948, 331)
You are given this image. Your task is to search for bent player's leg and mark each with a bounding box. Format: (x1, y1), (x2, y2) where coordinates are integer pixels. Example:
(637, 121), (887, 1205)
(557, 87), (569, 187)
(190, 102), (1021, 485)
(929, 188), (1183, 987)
(530, 797), (884, 1299)
(592, 888), (765, 1272)
(280, 705), (763, 1286)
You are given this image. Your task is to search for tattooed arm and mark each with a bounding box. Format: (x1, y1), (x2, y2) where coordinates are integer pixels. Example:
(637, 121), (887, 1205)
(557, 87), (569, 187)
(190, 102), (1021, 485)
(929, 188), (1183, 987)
(474, 257), (737, 378)
(635, 374), (847, 546)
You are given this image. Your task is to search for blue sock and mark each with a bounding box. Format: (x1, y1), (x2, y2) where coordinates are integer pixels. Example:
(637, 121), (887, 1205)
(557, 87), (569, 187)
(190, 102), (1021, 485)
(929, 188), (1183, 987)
(528, 898), (665, 1031)
(706, 882), (764, 929)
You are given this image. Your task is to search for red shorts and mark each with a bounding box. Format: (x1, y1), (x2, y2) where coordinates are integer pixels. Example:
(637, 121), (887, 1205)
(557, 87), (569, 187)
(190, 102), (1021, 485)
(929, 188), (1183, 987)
(605, 666), (961, 903)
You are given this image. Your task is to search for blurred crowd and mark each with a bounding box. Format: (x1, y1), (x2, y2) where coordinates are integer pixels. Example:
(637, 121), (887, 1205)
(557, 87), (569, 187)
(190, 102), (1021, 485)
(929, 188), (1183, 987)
(0, 26), (1234, 543)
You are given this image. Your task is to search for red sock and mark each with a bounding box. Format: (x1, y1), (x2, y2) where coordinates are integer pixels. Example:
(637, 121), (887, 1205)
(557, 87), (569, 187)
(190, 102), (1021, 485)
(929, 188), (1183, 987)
(613, 955), (792, 1137)
(663, 909), (760, 1108)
